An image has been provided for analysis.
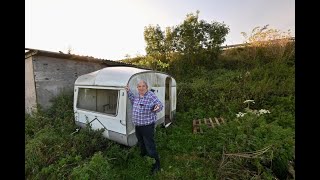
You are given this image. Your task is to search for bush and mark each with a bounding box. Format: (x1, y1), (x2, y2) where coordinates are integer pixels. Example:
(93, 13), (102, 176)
(70, 152), (115, 179)
(25, 93), (112, 179)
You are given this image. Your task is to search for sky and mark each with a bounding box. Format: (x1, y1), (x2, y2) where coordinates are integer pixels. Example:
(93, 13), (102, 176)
(25, 0), (295, 61)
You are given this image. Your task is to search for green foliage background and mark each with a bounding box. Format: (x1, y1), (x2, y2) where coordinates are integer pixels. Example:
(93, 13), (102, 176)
(25, 11), (295, 180)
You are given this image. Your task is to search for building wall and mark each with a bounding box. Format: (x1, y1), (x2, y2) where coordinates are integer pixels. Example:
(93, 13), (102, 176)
(25, 56), (37, 114)
(33, 55), (107, 110)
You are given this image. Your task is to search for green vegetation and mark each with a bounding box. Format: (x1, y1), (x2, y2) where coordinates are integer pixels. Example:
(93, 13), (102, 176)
(26, 11), (294, 179)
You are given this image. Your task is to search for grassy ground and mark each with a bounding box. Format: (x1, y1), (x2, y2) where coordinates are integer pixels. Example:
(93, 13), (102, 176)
(25, 43), (295, 179)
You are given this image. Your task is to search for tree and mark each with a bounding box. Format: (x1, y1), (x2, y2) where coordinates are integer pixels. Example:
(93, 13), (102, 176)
(143, 10), (230, 69)
(173, 11), (229, 67)
(144, 25), (165, 55)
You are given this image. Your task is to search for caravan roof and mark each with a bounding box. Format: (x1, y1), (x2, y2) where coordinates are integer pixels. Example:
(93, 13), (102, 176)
(75, 66), (151, 87)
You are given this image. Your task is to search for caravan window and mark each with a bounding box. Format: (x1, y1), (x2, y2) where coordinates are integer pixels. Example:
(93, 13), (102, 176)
(77, 88), (119, 116)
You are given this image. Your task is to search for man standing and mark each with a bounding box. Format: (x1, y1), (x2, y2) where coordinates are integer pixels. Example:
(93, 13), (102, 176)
(125, 80), (163, 175)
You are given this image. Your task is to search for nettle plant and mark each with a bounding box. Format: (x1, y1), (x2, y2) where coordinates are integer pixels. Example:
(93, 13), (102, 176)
(236, 100), (270, 118)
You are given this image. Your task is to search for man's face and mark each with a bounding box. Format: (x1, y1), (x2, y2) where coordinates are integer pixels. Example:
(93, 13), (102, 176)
(137, 81), (148, 95)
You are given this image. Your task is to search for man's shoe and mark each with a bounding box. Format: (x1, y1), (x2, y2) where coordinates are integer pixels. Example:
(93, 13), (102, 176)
(150, 164), (160, 175)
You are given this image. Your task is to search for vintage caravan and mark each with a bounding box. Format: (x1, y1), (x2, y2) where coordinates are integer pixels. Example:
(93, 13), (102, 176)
(73, 66), (176, 146)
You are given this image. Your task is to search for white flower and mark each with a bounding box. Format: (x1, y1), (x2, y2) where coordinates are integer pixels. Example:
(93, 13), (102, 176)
(258, 109), (271, 115)
(243, 100), (255, 104)
(245, 71), (251, 77)
(236, 112), (247, 118)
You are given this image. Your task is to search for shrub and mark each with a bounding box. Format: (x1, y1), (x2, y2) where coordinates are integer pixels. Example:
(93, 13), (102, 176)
(70, 152), (115, 179)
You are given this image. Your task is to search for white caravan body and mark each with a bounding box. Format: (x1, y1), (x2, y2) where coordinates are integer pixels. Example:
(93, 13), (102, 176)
(73, 66), (176, 146)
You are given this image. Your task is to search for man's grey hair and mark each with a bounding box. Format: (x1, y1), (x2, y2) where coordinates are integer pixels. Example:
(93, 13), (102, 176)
(137, 80), (148, 88)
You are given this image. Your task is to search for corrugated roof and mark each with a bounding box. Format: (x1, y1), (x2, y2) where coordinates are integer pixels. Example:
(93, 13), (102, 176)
(25, 48), (135, 67)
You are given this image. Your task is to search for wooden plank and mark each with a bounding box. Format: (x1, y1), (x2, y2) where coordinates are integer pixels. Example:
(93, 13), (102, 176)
(203, 118), (210, 127)
(204, 118), (211, 127)
(198, 119), (203, 133)
(192, 120), (197, 134)
(193, 127), (198, 133)
(209, 118), (214, 127)
(193, 119), (197, 126)
(193, 119), (203, 134)
(214, 117), (221, 126)
(193, 126), (202, 134)
(220, 117), (225, 124)
(193, 117), (227, 133)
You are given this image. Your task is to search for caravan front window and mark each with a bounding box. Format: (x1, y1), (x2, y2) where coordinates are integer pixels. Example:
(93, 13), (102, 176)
(77, 88), (119, 116)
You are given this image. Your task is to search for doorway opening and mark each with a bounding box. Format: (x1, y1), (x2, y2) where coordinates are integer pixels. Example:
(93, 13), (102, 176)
(164, 77), (172, 127)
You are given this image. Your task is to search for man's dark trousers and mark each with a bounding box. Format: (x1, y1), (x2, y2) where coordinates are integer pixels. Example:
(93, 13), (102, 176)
(135, 123), (160, 169)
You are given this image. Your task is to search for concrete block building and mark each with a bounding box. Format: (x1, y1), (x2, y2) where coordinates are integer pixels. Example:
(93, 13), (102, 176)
(25, 48), (133, 114)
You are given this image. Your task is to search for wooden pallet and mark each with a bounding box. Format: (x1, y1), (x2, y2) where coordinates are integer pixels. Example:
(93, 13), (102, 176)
(193, 117), (225, 134)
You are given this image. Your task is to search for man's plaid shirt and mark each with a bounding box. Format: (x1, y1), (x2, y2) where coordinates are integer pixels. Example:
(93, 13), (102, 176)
(127, 90), (163, 126)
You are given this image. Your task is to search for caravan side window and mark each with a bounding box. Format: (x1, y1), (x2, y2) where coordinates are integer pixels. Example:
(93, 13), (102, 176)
(77, 88), (119, 116)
